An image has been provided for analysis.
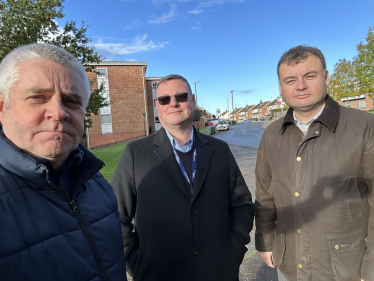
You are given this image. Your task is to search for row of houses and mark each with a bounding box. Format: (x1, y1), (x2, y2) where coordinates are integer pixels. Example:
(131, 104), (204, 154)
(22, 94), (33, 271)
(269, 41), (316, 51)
(219, 94), (374, 123)
(219, 98), (285, 122)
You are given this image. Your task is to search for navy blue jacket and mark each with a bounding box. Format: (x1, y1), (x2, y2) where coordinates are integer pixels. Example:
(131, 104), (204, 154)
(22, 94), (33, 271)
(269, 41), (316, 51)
(0, 132), (127, 281)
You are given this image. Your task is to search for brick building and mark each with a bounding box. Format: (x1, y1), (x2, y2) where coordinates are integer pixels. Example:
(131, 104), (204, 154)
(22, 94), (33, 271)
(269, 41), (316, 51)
(338, 94), (373, 111)
(86, 62), (149, 149)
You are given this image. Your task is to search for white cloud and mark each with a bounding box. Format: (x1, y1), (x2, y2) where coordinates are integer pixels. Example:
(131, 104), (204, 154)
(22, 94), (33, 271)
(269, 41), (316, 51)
(188, 8), (203, 14)
(152, 0), (192, 5)
(123, 19), (143, 30)
(188, 0), (244, 14)
(191, 20), (202, 30)
(92, 34), (169, 56)
(148, 5), (177, 24)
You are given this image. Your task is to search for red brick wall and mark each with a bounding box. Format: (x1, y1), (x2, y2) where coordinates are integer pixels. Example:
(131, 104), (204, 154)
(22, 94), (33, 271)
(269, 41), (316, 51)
(146, 80), (157, 134)
(86, 65), (148, 147)
(339, 96), (373, 110)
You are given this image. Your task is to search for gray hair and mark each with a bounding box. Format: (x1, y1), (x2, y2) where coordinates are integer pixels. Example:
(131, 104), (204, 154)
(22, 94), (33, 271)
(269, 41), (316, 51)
(277, 45), (327, 78)
(0, 43), (90, 107)
(156, 74), (192, 94)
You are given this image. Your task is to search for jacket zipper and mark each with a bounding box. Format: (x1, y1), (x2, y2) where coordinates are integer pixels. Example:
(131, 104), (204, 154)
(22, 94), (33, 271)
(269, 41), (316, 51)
(46, 170), (108, 281)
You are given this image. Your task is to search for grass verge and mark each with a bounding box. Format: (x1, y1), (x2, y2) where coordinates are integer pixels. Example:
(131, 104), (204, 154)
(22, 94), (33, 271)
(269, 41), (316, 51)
(91, 142), (128, 182)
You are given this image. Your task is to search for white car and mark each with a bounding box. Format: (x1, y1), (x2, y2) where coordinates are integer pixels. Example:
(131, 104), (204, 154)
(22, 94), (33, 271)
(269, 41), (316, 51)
(216, 120), (229, 131)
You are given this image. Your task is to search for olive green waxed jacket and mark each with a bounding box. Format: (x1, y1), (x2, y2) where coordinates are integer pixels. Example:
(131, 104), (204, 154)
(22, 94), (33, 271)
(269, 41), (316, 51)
(255, 95), (374, 281)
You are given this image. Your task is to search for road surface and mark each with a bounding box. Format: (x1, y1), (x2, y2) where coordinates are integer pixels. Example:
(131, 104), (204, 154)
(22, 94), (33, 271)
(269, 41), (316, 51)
(216, 121), (278, 281)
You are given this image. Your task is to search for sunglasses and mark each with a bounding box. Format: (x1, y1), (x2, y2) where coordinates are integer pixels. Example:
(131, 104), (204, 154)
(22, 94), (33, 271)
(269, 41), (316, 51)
(156, 93), (190, 105)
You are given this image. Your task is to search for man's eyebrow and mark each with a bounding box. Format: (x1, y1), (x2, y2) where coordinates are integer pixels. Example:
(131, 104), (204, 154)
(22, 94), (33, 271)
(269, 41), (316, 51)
(29, 88), (83, 101)
(282, 75), (296, 82)
(62, 91), (83, 100)
(304, 71), (318, 76)
(29, 88), (54, 93)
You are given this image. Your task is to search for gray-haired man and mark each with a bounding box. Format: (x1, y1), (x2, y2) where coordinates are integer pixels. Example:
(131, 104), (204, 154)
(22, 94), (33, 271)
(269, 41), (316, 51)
(0, 44), (127, 281)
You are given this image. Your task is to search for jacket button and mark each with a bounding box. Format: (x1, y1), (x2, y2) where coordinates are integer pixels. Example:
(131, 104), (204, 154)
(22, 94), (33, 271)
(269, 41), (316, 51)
(298, 264), (303, 269)
(296, 157), (301, 161)
(335, 245), (340, 250)
(297, 229), (301, 234)
(294, 192), (300, 197)
(192, 248), (199, 255)
(191, 209), (197, 214)
(315, 131), (319, 135)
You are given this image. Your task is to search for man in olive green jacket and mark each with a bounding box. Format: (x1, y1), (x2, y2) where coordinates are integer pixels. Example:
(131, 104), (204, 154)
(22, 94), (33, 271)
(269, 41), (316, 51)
(255, 45), (374, 281)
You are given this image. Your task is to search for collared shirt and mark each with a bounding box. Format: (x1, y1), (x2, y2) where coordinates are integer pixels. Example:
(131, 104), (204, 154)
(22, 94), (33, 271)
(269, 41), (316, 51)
(165, 128), (194, 152)
(293, 104), (325, 135)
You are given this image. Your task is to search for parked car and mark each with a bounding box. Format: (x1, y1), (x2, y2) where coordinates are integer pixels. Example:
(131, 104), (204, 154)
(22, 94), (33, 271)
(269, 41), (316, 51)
(245, 120), (251, 123)
(216, 120), (229, 131)
(237, 119), (244, 124)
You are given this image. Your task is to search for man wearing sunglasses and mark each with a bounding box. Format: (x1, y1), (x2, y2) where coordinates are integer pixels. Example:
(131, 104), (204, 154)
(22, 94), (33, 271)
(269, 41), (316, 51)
(112, 74), (256, 281)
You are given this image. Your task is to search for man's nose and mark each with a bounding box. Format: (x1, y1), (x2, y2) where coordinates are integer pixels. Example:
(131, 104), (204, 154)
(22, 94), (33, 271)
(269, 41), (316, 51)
(297, 78), (308, 91)
(46, 98), (69, 120)
(169, 95), (179, 107)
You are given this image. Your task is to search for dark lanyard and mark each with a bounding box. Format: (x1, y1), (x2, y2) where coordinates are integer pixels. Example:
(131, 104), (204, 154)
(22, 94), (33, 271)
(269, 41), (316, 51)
(172, 137), (197, 193)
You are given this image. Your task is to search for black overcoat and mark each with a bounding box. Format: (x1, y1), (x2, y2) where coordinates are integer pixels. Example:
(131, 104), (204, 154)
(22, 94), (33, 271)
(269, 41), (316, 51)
(111, 127), (256, 281)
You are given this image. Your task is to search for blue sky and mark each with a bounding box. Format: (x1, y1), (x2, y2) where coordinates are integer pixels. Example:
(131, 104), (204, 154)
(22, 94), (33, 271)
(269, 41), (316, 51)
(58, 0), (374, 116)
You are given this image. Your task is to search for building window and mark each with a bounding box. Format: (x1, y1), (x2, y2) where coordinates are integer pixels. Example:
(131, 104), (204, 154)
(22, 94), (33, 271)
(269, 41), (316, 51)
(97, 68), (107, 77)
(359, 100), (366, 108)
(101, 114), (112, 124)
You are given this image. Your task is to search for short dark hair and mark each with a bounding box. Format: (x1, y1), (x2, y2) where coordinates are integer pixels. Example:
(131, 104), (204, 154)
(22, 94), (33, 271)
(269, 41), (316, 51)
(277, 45), (326, 78)
(156, 74), (192, 94)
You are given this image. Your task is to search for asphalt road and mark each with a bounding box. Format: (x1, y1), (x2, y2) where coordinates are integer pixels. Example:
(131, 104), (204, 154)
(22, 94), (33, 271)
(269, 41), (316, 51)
(216, 121), (279, 281)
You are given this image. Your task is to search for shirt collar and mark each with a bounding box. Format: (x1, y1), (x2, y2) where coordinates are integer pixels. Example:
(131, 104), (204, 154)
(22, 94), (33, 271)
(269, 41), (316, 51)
(293, 103), (325, 126)
(281, 94), (340, 134)
(165, 127), (194, 153)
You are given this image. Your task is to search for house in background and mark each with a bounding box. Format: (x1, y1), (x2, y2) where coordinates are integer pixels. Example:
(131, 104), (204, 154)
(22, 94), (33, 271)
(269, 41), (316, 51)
(338, 94), (373, 111)
(86, 62), (149, 149)
(241, 104), (255, 120)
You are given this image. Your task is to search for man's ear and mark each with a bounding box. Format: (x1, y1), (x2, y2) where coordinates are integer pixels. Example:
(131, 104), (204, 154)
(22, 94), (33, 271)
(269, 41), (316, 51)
(192, 94), (196, 105)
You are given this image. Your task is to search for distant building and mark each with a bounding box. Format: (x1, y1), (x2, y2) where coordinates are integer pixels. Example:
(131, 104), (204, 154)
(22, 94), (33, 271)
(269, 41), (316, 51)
(337, 94), (373, 111)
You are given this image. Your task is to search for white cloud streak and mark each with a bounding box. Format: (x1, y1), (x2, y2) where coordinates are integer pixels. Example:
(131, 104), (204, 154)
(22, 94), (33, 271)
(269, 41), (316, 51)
(188, 0), (244, 14)
(148, 5), (177, 24)
(123, 19), (143, 30)
(92, 34), (169, 56)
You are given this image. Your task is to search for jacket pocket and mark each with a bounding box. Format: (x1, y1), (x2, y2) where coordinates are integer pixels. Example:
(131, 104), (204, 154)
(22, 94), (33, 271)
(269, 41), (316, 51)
(344, 176), (363, 222)
(273, 227), (286, 267)
(327, 227), (367, 281)
(229, 232), (248, 264)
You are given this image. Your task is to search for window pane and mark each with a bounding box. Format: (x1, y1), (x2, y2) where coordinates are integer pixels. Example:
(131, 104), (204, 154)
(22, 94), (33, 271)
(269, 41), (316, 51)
(97, 68), (107, 77)
(359, 100), (366, 108)
(101, 114), (112, 124)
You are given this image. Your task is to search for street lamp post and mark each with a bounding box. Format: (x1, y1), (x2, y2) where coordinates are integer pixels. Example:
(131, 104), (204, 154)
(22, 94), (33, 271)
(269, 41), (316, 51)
(195, 80), (199, 131)
(227, 99), (230, 122)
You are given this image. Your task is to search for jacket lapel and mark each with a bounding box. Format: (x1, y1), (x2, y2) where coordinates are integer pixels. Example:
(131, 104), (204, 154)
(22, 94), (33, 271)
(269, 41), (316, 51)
(153, 128), (191, 199)
(191, 129), (212, 205)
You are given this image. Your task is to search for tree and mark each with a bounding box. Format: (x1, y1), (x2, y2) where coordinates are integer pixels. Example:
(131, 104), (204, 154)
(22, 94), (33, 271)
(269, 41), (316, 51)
(329, 58), (359, 101)
(355, 26), (374, 95)
(193, 108), (204, 122)
(0, 0), (109, 128)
